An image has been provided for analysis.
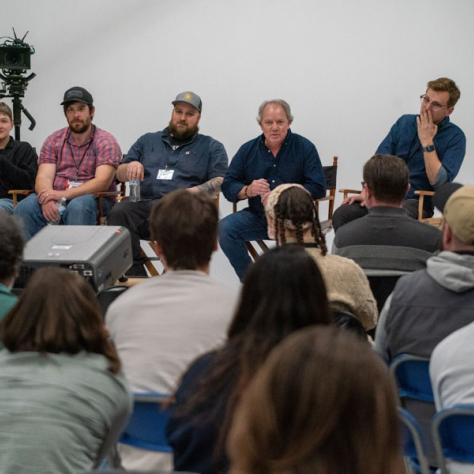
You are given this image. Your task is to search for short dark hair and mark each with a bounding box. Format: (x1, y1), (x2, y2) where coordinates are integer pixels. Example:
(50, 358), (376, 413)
(1, 267), (121, 373)
(149, 189), (218, 270)
(363, 154), (409, 204)
(0, 212), (24, 282)
(427, 77), (460, 108)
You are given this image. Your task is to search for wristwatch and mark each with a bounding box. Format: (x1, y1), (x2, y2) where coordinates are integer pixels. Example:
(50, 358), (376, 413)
(423, 144), (435, 153)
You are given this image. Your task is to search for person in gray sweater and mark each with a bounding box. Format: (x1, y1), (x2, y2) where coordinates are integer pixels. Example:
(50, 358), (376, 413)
(0, 267), (131, 474)
(375, 183), (474, 363)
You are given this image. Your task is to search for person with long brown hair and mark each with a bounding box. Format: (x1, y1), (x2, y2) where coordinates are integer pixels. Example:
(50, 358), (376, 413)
(265, 183), (377, 331)
(166, 245), (331, 473)
(228, 326), (404, 474)
(0, 267), (131, 474)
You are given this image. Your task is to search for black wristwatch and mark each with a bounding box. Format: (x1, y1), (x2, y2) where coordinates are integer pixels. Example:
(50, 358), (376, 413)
(423, 144), (435, 153)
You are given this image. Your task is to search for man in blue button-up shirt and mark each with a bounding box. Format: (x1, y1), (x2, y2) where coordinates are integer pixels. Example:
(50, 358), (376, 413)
(333, 77), (466, 231)
(108, 91), (228, 276)
(220, 99), (325, 281)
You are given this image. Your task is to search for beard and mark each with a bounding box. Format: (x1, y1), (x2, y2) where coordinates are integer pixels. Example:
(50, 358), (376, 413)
(68, 119), (92, 135)
(168, 120), (199, 141)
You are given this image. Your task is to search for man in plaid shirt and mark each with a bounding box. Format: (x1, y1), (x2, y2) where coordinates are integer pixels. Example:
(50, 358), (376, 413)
(14, 86), (121, 239)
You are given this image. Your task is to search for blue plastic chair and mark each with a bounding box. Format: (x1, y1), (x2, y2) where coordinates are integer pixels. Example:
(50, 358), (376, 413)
(390, 354), (434, 403)
(399, 407), (433, 474)
(391, 354), (437, 469)
(120, 392), (173, 452)
(109, 392), (173, 468)
(432, 404), (474, 474)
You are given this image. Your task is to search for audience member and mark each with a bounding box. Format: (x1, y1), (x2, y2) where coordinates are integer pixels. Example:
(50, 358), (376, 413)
(220, 99), (326, 281)
(333, 154), (441, 273)
(0, 102), (37, 213)
(106, 189), (237, 470)
(430, 321), (474, 474)
(14, 86), (121, 239)
(375, 183), (474, 363)
(0, 267), (131, 474)
(265, 183), (377, 331)
(0, 212), (24, 319)
(333, 77), (465, 229)
(228, 326), (404, 474)
(108, 91), (228, 276)
(166, 245), (331, 474)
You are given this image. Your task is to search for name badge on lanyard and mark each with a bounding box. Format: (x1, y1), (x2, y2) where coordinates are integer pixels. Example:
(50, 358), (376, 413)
(157, 169), (174, 180)
(67, 180), (82, 189)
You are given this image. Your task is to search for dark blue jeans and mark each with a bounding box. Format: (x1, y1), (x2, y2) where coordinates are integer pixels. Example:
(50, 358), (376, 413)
(14, 193), (100, 239)
(219, 208), (268, 281)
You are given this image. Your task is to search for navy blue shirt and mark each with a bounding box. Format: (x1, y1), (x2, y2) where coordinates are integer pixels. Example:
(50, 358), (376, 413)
(123, 128), (228, 200)
(376, 114), (465, 199)
(222, 130), (326, 215)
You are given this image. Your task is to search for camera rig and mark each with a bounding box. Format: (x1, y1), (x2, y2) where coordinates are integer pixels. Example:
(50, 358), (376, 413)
(0, 28), (36, 140)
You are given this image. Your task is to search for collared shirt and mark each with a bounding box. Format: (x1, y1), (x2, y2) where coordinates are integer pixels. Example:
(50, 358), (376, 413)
(222, 129), (326, 214)
(376, 114), (466, 199)
(122, 128), (228, 200)
(0, 137), (37, 199)
(39, 125), (121, 191)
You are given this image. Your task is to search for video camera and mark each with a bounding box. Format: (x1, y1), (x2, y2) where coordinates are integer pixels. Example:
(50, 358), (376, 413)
(0, 34), (34, 71)
(0, 28), (36, 139)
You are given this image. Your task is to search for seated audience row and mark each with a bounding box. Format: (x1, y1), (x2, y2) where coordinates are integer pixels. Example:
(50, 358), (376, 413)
(166, 245), (332, 473)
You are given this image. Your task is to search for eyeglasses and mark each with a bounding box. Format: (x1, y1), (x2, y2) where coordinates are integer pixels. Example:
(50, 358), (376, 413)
(420, 94), (448, 112)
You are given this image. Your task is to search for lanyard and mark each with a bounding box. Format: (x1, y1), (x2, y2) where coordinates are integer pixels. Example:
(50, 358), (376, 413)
(59, 125), (95, 176)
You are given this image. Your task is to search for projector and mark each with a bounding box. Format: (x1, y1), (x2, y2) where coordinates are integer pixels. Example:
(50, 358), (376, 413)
(17, 225), (132, 292)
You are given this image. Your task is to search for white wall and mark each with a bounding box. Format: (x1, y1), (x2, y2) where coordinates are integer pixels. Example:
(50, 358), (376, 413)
(2, 0), (473, 287)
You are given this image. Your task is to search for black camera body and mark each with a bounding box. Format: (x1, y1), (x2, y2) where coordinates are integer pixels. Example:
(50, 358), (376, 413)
(0, 29), (36, 139)
(0, 43), (32, 71)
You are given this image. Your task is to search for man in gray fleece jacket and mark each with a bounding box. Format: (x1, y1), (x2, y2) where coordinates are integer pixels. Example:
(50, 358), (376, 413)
(375, 183), (474, 363)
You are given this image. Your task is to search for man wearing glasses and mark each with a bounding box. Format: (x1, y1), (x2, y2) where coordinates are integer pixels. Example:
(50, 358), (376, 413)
(333, 77), (465, 230)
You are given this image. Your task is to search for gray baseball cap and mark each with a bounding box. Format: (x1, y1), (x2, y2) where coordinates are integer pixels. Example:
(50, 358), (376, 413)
(172, 91), (202, 112)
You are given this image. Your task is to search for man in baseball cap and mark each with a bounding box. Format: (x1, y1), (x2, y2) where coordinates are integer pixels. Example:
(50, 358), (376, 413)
(172, 91), (202, 112)
(429, 183), (474, 474)
(60, 86), (94, 107)
(107, 91), (227, 276)
(14, 86), (121, 238)
(375, 180), (474, 367)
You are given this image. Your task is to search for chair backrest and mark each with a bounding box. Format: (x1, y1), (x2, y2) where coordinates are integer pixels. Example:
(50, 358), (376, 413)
(432, 404), (474, 474)
(390, 354), (433, 403)
(119, 392), (173, 452)
(415, 190), (442, 228)
(391, 354), (437, 467)
(366, 274), (403, 313)
(399, 407), (432, 474)
(315, 156), (338, 224)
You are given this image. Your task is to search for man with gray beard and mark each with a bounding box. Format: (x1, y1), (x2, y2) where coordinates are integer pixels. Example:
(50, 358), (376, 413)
(108, 91), (228, 276)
